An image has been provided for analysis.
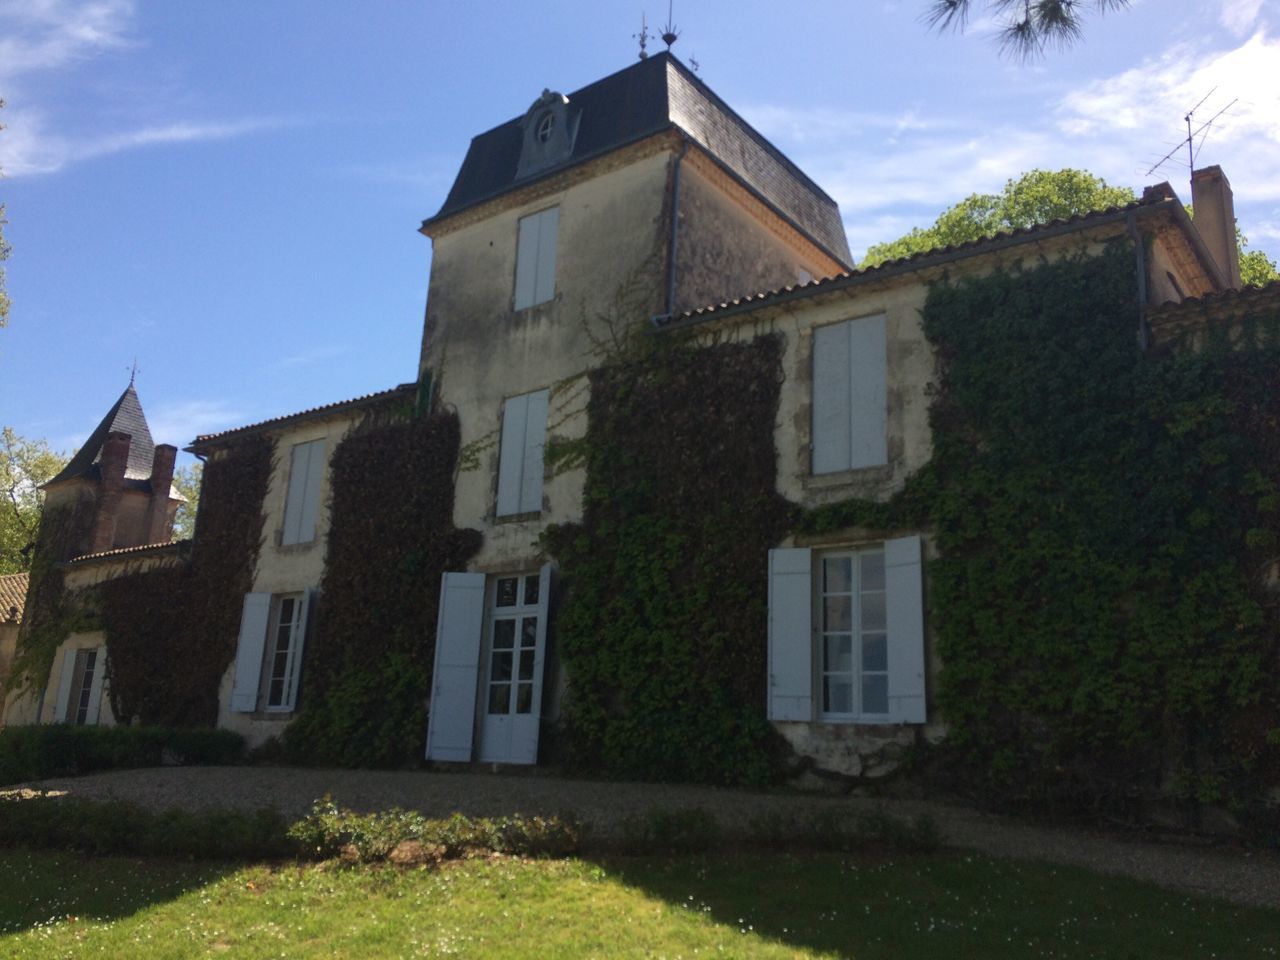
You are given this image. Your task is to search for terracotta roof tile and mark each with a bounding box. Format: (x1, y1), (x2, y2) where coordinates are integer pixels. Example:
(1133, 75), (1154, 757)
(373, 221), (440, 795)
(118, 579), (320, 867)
(68, 541), (189, 565)
(190, 383), (416, 448)
(0, 572), (29, 623)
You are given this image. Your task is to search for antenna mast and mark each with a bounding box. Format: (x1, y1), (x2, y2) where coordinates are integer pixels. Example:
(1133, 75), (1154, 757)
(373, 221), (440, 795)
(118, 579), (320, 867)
(1146, 89), (1238, 190)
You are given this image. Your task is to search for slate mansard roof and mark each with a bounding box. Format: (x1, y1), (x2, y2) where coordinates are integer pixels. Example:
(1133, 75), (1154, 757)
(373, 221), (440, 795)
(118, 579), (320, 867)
(425, 52), (853, 268)
(46, 384), (157, 486)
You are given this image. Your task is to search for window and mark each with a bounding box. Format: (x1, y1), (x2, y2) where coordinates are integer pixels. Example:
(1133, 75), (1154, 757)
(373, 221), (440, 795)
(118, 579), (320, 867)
(282, 438), (326, 545)
(496, 388), (549, 517)
(767, 536), (925, 724)
(230, 590), (313, 713)
(811, 315), (887, 473)
(514, 207), (559, 310)
(53, 646), (106, 725)
(484, 573), (542, 718)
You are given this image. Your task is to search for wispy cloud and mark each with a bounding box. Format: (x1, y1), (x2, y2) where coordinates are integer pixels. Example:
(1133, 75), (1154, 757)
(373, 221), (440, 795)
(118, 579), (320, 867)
(0, 0), (136, 81)
(1220, 0), (1263, 35)
(271, 345), (346, 371)
(146, 398), (248, 447)
(0, 107), (282, 176)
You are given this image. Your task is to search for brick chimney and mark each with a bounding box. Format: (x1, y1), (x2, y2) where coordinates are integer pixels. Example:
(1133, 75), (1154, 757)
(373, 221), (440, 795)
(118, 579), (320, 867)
(1191, 166), (1242, 291)
(145, 444), (178, 545)
(90, 431), (132, 553)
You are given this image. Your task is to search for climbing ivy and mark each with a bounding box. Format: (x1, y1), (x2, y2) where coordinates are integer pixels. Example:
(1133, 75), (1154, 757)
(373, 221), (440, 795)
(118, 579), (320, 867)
(543, 334), (794, 786)
(284, 410), (481, 767)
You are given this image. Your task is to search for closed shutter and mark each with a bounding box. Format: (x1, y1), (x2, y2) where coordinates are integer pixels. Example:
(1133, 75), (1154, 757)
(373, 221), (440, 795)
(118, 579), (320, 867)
(534, 206), (559, 304)
(885, 535), (926, 723)
(519, 389), (549, 514)
(848, 315), (888, 469)
(425, 572), (486, 761)
(514, 212), (541, 309)
(812, 322), (851, 474)
(297, 440), (325, 544)
(85, 647), (107, 725)
(52, 647), (77, 722)
(230, 592), (272, 712)
(496, 393), (530, 517)
(767, 547), (813, 721)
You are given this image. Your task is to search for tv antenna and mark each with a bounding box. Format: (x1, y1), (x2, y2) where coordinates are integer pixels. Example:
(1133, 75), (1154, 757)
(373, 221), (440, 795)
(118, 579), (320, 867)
(1146, 88), (1238, 180)
(634, 13), (651, 60)
(661, 0), (679, 49)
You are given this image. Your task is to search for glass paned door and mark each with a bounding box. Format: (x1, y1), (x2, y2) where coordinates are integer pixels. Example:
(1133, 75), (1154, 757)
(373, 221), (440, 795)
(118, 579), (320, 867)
(479, 568), (549, 764)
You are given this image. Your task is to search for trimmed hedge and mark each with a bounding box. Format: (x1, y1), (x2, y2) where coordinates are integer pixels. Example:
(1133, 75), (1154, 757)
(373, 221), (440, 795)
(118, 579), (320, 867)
(0, 725), (245, 787)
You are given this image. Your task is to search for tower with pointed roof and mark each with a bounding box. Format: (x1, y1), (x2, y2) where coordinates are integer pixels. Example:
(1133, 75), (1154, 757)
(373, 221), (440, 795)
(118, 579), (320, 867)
(40, 384), (182, 561)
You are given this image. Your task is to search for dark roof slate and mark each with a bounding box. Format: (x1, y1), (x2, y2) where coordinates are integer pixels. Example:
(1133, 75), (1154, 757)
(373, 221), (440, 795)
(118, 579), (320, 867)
(427, 53), (852, 267)
(47, 384), (157, 485)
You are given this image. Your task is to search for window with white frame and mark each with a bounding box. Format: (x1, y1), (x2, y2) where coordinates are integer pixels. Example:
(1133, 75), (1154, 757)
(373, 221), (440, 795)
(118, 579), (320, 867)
(514, 207), (559, 310)
(811, 315), (888, 473)
(282, 438), (326, 545)
(230, 590), (313, 713)
(768, 536), (925, 724)
(484, 572), (542, 717)
(496, 388), (549, 517)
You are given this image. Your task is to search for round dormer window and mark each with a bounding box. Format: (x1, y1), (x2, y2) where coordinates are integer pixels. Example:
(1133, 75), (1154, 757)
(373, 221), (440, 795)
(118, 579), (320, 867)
(535, 111), (555, 144)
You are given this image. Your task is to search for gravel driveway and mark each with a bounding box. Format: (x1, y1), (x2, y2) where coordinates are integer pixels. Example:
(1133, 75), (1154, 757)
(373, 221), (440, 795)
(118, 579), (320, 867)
(9, 766), (1279, 911)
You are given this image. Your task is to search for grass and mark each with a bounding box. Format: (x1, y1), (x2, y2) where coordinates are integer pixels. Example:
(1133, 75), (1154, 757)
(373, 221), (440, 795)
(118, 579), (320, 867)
(1, 849), (1277, 958)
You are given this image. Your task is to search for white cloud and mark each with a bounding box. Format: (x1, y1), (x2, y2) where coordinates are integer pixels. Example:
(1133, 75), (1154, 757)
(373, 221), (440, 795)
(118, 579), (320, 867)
(146, 399), (247, 448)
(0, 106), (281, 176)
(1220, 0), (1263, 35)
(0, 0), (135, 81)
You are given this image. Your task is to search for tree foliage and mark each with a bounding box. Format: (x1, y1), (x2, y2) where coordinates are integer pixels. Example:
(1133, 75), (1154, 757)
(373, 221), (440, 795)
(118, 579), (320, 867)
(1238, 232), (1280, 289)
(0, 429), (67, 575)
(171, 463), (202, 540)
(926, 0), (1130, 59)
(861, 168), (1136, 268)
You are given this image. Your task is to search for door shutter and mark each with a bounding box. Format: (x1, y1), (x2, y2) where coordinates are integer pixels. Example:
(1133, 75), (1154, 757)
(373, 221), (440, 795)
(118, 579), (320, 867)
(230, 592), (272, 712)
(885, 535), (926, 723)
(847, 315), (888, 469)
(52, 647), (77, 722)
(768, 547), (813, 721)
(425, 572), (486, 761)
(812, 322), (851, 474)
(496, 394), (530, 517)
(519, 389), (549, 514)
(85, 647), (107, 725)
(511, 563), (554, 765)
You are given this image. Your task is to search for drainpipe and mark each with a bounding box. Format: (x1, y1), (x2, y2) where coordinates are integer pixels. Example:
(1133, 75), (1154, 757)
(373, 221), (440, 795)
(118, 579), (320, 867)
(653, 137), (691, 327)
(1126, 210), (1150, 350)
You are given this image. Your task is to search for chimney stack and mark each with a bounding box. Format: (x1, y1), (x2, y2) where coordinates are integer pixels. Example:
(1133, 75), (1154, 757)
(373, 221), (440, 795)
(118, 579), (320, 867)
(90, 431), (132, 553)
(145, 444), (178, 545)
(1191, 166), (1242, 291)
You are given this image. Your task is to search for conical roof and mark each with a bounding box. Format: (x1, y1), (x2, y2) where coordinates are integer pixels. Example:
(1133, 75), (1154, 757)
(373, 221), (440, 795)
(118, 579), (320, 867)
(46, 384), (157, 485)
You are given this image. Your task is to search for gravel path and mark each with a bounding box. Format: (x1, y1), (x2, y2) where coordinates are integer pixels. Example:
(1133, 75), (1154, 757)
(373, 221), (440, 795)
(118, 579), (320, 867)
(9, 766), (1279, 911)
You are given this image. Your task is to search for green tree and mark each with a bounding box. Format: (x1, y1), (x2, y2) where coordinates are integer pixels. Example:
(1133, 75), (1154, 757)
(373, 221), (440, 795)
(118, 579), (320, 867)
(926, 0), (1130, 59)
(0, 429), (68, 574)
(861, 168), (1136, 268)
(171, 462), (202, 540)
(1238, 231), (1279, 288)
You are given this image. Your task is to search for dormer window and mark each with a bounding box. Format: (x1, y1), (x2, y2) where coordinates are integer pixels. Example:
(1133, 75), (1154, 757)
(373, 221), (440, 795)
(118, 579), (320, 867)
(535, 111), (555, 144)
(516, 89), (579, 179)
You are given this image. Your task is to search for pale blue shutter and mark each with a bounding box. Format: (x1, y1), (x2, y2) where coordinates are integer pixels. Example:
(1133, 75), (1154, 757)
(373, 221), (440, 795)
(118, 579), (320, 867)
(52, 647), (76, 722)
(519, 389), (549, 514)
(514, 213), (540, 309)
(534, 206), (559, 304)
(425, 572), (486, 761)
(496, 394), (530, 517)
(848, 315), (888, 469)
(812, 322), (851, 474)
(767, 547), (813, 721)
(296, 440), (326, 544)
(85, 647), (107, 725)
(230, 592), (272, 712)
(885, 535), (926, 723)
(285, 588), (315, 711)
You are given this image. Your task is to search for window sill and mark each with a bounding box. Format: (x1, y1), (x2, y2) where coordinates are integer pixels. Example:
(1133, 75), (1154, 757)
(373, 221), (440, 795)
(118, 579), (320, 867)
(803, 463), (893, 491)
(493, 510), (542, 525)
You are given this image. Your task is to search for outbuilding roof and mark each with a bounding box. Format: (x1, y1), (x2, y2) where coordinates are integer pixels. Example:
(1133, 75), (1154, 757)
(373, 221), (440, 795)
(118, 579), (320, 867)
(0, 572), (28, 623)
(189, 383), (416, 449)
(425, 53), (852, 267)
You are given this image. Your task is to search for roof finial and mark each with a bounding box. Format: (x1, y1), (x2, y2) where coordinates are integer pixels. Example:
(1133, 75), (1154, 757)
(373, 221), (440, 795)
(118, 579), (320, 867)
(661, 0), (679, 49)
(634, 13), (651, 60)
(128, 357), (140, 386)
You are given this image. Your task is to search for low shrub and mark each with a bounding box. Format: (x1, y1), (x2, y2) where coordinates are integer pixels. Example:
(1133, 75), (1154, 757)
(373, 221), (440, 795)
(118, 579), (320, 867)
(0, 725), (246, 786)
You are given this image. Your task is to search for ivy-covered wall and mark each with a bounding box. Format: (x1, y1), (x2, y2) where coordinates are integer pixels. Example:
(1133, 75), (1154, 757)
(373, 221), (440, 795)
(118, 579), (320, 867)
(544, 336), (794, 786)
(284, 410), (480, 767)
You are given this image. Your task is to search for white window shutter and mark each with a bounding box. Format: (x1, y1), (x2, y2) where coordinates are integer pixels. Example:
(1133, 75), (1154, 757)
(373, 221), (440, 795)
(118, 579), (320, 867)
(848, 315), (888, 469)
(52, 647), (77, 722)
(496, 394), (530, 517)
(885, 535), (926, 723)
(519, 389), (549, 514)
(85, 647), (107, 725)
(281, 442), (311, 545)
(286, 588), (315, 711)
(767, 547), (813, 721)
(534, 206), (558, 304)
(230, 592), (272, 712)
(425, 572), (486, 761)
(297, 440), (325, 544)
(514, 213), (541, 309)
(812, 321), (851, 474)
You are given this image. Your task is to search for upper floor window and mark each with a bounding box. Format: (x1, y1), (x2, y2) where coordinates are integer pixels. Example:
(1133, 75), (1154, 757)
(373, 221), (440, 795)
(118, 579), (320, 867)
(812, 315), (887, 473)
(514, 207), (559, 310)
(496, 388), (549, 517)
(282, 438), (326, 545)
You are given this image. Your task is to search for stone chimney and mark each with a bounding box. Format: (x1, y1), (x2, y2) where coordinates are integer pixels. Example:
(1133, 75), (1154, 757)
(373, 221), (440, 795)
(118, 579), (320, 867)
(1191, 166), (1242, 291)
(90, 431), (132, 553)
(145, 444), (178, 545)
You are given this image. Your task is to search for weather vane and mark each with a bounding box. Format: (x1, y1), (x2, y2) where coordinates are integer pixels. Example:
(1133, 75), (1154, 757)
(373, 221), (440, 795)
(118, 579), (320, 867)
(128, 357), (140, 386)
(661, 0), (679, 49)
(634, 13), (651, 60)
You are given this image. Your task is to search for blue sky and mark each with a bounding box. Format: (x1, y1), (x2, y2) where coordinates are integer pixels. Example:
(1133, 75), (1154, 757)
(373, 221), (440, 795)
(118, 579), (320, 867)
(2, 0), (1277, 466)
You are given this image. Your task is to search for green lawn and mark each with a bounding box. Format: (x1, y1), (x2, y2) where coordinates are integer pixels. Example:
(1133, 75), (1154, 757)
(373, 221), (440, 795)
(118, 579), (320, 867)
(1, 849), (1277, 958)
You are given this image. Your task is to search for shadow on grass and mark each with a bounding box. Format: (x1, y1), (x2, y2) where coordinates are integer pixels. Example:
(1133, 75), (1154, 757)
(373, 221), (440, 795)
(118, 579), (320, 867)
(0, 849), (239, 936)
